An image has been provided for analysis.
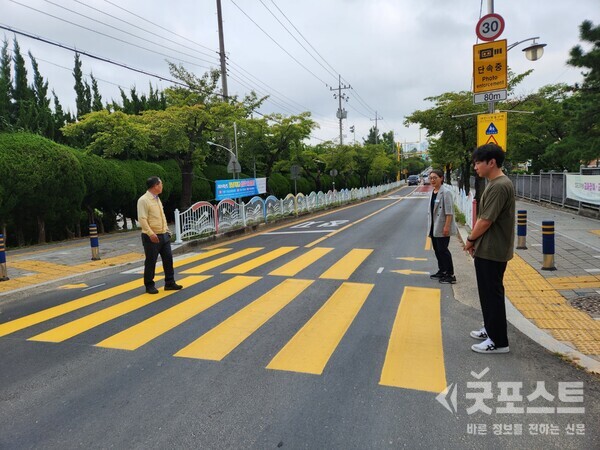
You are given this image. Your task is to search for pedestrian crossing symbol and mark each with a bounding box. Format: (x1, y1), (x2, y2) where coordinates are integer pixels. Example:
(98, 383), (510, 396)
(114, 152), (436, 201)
(485, 123), (498, 135)
(477, 112), (507, 151)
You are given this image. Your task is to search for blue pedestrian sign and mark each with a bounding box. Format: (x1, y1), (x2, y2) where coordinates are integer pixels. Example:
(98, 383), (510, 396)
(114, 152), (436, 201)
(485, 123), (498, 135)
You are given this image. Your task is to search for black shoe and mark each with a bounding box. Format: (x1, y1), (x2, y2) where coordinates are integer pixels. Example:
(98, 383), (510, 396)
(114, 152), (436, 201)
(146, 286), (159, 294)
(430, 271), (445, 279)
(164, 283), (183, 291)
(439, 275), (456, 284)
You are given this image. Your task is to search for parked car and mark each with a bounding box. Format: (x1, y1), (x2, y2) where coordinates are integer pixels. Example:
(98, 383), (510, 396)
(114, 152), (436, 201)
(407, 175), (420, 186)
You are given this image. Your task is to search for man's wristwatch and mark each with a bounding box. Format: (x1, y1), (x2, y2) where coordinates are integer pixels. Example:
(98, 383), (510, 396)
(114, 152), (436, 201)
(467, 236), (476, 243)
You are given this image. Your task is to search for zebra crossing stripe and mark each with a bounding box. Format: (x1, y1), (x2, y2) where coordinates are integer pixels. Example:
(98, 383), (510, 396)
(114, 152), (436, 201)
(266, 282), (373, 375)
(157, 248), (231, 273)
(180, 248), (264, 274)
(174, 278), (314, 361)
(223, 247), (298, 274)
(269, 247), (334, 277)
(29, 276), (211, 343)
(379, 286), (447, 393)
(319, 248), (373, 280)
(95, 276), (261, 351)
(0, 277), (162, 338)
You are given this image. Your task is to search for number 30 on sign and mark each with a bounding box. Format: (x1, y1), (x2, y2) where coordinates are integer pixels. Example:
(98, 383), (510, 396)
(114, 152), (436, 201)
(476, 13), (505, 42)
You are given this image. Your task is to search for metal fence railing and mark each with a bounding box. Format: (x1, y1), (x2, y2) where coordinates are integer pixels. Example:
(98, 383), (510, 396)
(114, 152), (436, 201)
(173, 182), (402, 243)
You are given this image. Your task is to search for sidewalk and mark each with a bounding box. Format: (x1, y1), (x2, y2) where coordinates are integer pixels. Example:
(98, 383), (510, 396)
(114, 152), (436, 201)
(452, 199), (600, 372)
(1, 201), (599, 372)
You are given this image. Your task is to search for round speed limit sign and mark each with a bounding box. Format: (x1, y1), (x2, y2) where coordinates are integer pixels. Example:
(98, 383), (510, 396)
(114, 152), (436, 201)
(476, 13), (505, 41)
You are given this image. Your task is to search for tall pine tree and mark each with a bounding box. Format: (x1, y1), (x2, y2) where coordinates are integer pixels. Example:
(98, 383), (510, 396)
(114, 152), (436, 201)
(0, 39), (12, 131)
(73, 53), (91, 119)
(12, 38), (35, 131)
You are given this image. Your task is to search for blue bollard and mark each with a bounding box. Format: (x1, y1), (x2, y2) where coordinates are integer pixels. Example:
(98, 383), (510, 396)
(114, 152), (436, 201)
(89, 224), (101, 261)
(0, 234), (8, 281)
(516, 210), (527, 249)
(541, 220), (556, 270)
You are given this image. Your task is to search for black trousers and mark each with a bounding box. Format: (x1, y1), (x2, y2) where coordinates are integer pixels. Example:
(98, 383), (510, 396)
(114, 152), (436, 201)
(474, 257), (509, 347)
(431, 236), (454, 276)
(142, 233), (175, 288)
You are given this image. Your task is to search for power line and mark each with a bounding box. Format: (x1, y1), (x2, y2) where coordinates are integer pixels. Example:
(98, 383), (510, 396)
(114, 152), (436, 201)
(9, 0), (213, 71)
(229, 0), (329, 87)
(258, 0), (338, 83)
(71, 0), (220, 62)
(102, 0), (217, 54)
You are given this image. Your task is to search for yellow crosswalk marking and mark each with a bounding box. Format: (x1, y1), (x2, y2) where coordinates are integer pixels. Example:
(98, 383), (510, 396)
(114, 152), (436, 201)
(175, 278), (314, 361)
(380, 286), (446, 393)
(29, 276), (210, 343)
(0, 277), (162, 338)
(266, 282), (373, 375)
(269, 247), (333, 277)
(157, 248), (231, 273)
(96, 276), (261, 351)
(319, 248), (372, 280)
(180, 248), (264, 274)
(223, 247), (298, 274)
(425, 237), (432, 251)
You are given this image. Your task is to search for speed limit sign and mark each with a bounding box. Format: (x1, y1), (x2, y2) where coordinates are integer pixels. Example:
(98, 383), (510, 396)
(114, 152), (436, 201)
(476, 13), (505, 41)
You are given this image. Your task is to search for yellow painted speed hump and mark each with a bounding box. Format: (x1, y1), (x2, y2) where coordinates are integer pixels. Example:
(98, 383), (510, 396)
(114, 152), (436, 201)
(477, 112), (507, 151)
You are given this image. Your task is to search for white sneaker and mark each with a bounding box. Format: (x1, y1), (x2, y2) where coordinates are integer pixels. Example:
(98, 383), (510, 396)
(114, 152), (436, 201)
(470, 327), (488, 340)
(471, 338), (509, 354)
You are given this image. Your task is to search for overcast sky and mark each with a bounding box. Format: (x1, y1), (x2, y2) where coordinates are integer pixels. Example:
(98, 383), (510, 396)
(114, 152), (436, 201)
(2, 0), (598, 146)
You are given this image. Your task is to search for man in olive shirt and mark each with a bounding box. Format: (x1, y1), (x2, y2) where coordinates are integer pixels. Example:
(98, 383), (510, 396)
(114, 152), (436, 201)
(464, 144), (515, 354)
(137, 176), (182, 294)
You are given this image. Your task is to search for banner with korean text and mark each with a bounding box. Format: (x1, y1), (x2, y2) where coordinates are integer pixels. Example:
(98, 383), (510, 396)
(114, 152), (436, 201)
(215, 178), (267, 200)
(565, 175), (600, 205)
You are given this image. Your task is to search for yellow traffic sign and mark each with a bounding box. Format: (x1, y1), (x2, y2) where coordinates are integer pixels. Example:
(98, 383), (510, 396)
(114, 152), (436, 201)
(477, 112), (507, 150)
(473, 39), (507, 93)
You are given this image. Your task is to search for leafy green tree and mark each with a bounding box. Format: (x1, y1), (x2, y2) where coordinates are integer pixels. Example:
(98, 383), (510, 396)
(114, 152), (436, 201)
(90, 73), (103, 111)
(363, 126), (381, 145)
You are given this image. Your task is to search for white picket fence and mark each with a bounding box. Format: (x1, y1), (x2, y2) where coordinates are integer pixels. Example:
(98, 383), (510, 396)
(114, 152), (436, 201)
(174, 182), (401, 243)
(450, 185), (476, 230)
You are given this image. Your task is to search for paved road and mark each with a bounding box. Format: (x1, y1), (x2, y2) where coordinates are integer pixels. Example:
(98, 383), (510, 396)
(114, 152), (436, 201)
(1, 187), (598, 449)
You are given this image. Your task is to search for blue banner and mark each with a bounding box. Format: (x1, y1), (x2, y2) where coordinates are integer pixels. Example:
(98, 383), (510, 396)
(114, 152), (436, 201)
(215, 178), (266, 200)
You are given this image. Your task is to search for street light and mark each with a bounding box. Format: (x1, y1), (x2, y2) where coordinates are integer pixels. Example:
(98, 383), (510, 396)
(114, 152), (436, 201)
(507, 36), (546, 61)
(207, 141), (241, 179)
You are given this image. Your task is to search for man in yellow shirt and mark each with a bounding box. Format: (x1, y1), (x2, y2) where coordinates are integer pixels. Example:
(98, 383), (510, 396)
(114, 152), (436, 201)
(137, 176), (182, 294)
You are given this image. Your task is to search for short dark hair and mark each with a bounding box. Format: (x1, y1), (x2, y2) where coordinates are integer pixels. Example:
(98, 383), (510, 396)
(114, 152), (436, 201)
(472, 144), (505, 168)
(146, 176), (162, 189)
(430, 169), (444, 181)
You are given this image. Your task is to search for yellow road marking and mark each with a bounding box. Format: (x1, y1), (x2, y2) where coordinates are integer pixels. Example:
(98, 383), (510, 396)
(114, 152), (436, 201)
(319, 249), (373, 280)
(157, 248), (231, 273)
(380, 286), (446, 393)
(29, 276), (210, 343)
(223, 247), (298, 274)
(269, 247), (333, 277)
(0, 277), (162, 337)
(396, 257), (428, 262)
(590, 230), (600, 236)
(266, 282), (373, 375)
(175, 278), (314, 361)
(390, 269), (430, 275)
(180, 248), (263, 274)
(425, 237), (432, 251)
(96, 276), (261, 350)
(304, 199), (404, 248)
(59, 283), (88, 289)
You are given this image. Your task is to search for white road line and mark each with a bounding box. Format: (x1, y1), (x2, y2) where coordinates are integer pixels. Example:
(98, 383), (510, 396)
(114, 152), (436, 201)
(82, 283), (106, 292)
(265, 231), (333, 235)
(377, 267), (384, 274)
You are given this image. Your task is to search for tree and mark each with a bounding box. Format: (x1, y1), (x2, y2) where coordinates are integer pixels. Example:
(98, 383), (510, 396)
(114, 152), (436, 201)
(363, 126), (381, 145)
(90, 73), (103, 111)
(29, 51), (53, 138)
(566, 20), (600, 165)
(12, 38), (35, 131)
(0, 39), (11, 131)
(73, 53), (91, 120)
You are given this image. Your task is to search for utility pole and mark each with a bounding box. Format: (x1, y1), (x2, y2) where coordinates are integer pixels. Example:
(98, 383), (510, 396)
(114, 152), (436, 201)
(370, 111), (383, 144)
(216, 0), (229, 99)
(330, 74), (350, 145)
